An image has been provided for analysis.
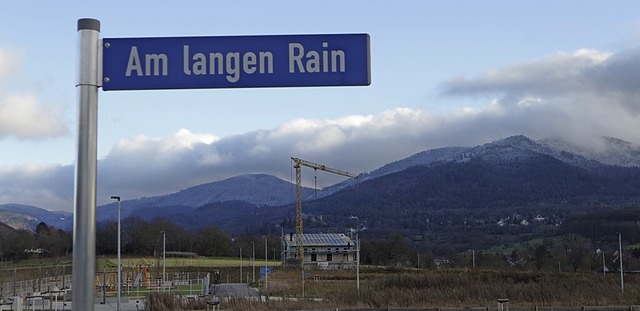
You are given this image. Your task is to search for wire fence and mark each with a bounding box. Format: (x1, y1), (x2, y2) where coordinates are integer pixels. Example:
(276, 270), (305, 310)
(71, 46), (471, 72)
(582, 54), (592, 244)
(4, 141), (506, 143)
(0, 270), (210, 299)
(0, 275), (70, 298)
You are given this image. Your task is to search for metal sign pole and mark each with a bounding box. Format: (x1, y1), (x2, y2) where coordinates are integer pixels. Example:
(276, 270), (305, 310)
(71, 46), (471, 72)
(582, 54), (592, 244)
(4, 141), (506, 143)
(73, 18), (100, 311)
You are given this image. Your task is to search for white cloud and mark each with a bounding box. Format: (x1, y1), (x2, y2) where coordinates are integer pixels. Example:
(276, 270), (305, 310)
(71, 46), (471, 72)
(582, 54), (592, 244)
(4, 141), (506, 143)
(0, 46), (69, 140)
(3, 47), (640, 212)
(440, 49), (613, 100)
(0, 47), (21, 78)
(439, 48), (640, 113)
(438, 47), (640, 143)
(0, 93), (68, 139)
(0, 164), (74, 211)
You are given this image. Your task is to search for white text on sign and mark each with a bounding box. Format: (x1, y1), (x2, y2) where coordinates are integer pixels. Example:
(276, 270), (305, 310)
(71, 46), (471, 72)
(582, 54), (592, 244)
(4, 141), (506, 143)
(124, 42), (346, 83)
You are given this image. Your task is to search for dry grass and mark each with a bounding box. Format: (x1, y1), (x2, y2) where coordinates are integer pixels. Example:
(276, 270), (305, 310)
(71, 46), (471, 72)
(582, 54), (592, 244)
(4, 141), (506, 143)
(212, 268), (640, 311)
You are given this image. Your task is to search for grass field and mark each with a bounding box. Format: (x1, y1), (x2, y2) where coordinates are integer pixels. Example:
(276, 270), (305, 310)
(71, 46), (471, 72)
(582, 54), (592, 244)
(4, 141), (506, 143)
(97, 256), (280, 269)
(5, 256), (640, 310)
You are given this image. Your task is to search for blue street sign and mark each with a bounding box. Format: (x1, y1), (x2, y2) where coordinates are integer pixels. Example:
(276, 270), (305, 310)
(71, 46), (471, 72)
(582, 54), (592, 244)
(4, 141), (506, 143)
(260, 267), (272, 278)
(102, 34), (370, 91)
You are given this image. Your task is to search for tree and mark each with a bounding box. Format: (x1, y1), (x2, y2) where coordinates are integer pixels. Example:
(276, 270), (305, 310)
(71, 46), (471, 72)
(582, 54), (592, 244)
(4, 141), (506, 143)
(96, 220), (117, 254)
(123, 216), (158, 255)
(380, 233), (410, 265)
(563, 234), (592, 272)
(35, 222), (49, 235)
(4, 230), (35, 260)
(196, 227), (232, 257)
(530, 244), (550, 270)
(33, 222), (70, 258)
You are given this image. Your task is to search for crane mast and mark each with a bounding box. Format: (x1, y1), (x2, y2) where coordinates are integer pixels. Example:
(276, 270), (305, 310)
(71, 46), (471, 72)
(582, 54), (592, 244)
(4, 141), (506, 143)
(291, 157), (357, 269)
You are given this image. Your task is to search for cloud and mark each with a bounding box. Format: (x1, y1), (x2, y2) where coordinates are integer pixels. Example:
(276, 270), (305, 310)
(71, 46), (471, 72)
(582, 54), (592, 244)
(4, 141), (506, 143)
(0, 93), (69, 139)
(0, 47), (21, 78)
(3, 47), (640, 212)
(0, 164), (74, 211)
(439, 48), (640, 113)
(0, 46), (69, 140)
(440, 49), (611, 98)
(438, 47), (640, 144)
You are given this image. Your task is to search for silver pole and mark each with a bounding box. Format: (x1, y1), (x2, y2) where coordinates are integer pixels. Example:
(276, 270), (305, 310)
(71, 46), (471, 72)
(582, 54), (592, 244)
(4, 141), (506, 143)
(102, 266), (106, 304)
(162, 231), (166, 289)
(252, 242), (255, 284)
(118, 199), (121, 311)
(111, 196), (122, 311)
(265, 237), (268, 289)
(73, 18), (100, 311)
(473, 249), (475, 270)
(239, 248), (242, 283)
(619, 233), (624, 293)
(356, 231), (360, 291)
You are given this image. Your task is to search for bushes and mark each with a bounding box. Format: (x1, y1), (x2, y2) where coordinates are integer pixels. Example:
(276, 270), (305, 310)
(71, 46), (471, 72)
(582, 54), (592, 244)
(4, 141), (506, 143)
(266, 269), (638, 309)
(146, 292), (208, 310)
(146, 269), (639, 310)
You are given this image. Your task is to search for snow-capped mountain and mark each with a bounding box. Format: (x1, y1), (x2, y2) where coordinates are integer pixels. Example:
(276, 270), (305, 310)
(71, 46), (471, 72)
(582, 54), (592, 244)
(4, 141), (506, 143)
(456, 135), (602, 168)
(319, 135), (640, 199)
(540, 136), (640, 167)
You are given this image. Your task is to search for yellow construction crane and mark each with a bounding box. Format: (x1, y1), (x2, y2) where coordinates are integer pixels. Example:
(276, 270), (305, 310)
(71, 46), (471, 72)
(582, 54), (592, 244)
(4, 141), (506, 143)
(291, 157), (358, 269)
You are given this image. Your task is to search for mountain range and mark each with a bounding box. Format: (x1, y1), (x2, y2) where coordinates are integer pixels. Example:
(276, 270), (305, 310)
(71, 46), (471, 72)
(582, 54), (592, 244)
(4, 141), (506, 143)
(3, 135), (640, 237)
(0, 204), (71, 231)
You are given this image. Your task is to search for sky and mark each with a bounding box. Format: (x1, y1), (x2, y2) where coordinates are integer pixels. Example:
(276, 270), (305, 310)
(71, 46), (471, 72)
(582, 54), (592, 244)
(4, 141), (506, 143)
(2, 1), (640, 212)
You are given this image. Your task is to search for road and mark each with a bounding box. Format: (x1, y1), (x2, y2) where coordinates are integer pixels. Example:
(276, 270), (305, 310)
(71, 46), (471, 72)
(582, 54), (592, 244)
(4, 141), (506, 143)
(213, 283), (260, 298)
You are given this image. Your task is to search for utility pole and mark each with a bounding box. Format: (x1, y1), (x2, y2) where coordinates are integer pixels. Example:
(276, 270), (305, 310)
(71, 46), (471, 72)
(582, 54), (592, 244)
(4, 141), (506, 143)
(160, 231), (166, 290)
(619, 233), (624, 293)
(265, 237), (268, 289)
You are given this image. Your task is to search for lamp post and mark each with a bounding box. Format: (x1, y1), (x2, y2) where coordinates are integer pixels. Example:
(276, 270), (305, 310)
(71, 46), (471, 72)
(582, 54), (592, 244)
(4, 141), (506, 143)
(356, 230), (360, 291)
(110, 196), (121, 311)
(349, 215), (360, 291)
(160, 231), (166, 290)
(264, 237), (268, 289)
(251, 242), (255, 283)
(619, 233), (624, 293)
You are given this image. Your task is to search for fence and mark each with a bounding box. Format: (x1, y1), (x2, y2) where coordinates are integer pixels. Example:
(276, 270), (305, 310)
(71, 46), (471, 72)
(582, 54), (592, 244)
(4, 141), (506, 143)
(96, 270), (209, 297)
(0, 274), (70, 298)
(0, 270), (209, 299)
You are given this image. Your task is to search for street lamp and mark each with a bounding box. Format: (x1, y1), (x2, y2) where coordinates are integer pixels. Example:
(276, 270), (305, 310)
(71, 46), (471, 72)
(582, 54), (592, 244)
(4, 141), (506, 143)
(160, 231), (166, 290)
(264, 236), (268, 289)
(110, 196), (121, 311)
(251, 242), (255, 283)
(349, 215), (360, 291)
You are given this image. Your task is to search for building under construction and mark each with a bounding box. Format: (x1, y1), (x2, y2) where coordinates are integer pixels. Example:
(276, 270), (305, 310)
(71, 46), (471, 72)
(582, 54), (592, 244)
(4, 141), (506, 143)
(282, 233), (358, 270)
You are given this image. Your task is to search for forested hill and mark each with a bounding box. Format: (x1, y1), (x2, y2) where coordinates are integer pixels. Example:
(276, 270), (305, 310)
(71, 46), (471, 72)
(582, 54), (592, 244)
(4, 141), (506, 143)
(300, 138), (640, 241)
(310, 154), (640, 213)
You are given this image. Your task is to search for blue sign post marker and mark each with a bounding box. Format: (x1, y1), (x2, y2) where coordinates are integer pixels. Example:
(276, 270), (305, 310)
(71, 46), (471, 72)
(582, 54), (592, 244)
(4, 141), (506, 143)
(102, 34), (370, 91)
